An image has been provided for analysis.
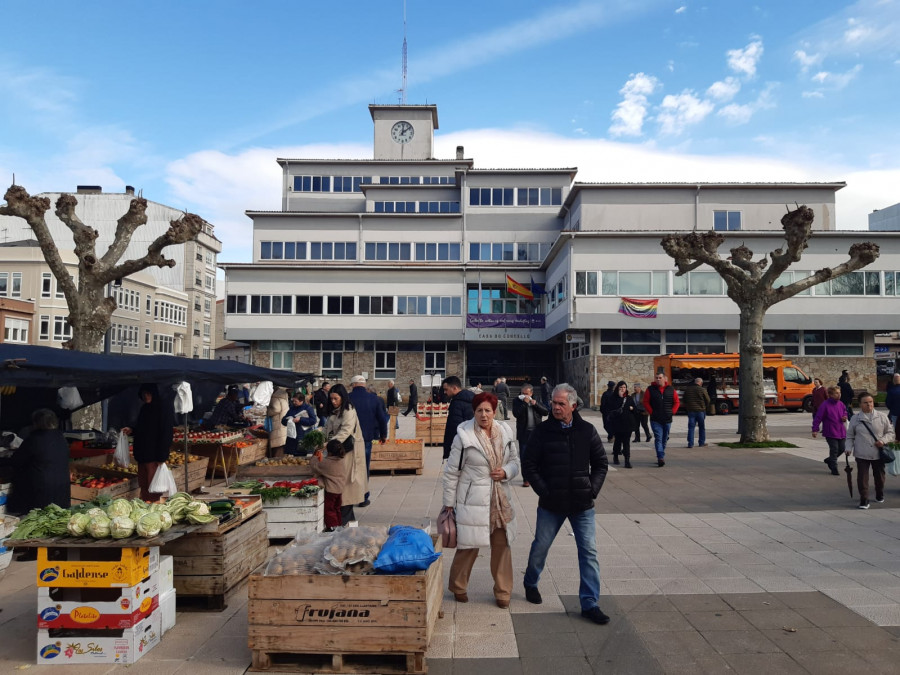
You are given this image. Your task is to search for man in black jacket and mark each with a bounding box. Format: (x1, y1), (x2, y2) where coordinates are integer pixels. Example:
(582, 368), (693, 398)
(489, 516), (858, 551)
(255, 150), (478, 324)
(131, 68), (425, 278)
(313, 382), (331, 428)
(513, 383), (549, 487)
(402, 379), (418, 416)
(522, 383), (610, 625)
(441, 375), (475, 460)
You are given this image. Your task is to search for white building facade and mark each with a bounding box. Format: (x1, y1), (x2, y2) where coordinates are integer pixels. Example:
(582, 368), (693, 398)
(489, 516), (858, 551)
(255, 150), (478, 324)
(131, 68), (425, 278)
(222, 104), (900, 404)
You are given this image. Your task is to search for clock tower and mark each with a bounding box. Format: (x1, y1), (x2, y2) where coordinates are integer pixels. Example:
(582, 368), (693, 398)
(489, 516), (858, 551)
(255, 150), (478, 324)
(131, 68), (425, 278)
(370, 104), (438, 160)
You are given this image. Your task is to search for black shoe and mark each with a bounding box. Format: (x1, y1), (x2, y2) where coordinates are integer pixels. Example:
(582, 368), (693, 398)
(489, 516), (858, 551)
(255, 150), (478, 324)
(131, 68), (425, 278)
(633, 437), (640, 443)
(831, 468), (839, 476)
(525, 586), (542, 604)
(624, 461), (632, 469)
(613, 455), (620, 465)
(657, 459), (665, 467)
(358, 500), (371, 508)
(581, 607), (610, 625)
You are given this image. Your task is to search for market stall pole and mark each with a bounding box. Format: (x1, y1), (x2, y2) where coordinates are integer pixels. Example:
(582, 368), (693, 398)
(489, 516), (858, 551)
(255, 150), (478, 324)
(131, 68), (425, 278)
(370, 407), (425, 475)
(247, 534), (444, 674)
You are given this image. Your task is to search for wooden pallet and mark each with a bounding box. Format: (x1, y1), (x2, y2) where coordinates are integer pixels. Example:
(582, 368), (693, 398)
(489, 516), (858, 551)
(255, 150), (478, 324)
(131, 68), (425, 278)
(250, 649), (426, 674)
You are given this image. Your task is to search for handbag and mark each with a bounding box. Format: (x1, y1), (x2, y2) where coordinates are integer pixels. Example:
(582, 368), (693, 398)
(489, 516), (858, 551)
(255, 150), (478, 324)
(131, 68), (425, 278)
(858, 418), (895, 464)
(437, 506), (457, 548)
(887, 446), (900, 477)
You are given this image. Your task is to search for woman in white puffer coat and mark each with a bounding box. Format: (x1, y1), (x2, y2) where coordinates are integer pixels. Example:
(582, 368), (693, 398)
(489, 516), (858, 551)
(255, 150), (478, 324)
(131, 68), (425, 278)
(443, 391), (520, 609)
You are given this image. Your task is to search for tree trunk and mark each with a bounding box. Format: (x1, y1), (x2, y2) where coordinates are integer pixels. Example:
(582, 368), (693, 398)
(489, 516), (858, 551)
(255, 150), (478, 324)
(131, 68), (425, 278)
(739, 302), (769, 442)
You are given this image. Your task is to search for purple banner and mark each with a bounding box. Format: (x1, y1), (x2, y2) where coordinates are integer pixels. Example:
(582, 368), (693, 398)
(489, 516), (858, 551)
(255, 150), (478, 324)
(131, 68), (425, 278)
(466, 314), (545, 329)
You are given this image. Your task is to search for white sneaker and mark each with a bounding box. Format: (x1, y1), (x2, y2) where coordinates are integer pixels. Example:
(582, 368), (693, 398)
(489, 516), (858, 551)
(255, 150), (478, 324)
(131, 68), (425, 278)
(858, 502), (870, 510)
(875, 497), (885, 504)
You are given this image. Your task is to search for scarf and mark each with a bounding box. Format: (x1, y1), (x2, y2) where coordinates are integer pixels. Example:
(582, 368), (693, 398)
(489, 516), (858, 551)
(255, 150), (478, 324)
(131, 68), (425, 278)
(474, 423), (514, 532)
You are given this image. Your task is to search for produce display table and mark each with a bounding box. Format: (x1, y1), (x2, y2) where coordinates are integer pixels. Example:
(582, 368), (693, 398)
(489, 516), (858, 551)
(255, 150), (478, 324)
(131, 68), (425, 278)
(176, 434), (267, 486)
(69, 463), (140, 503)
(247, 534), (444, 674)
(160, 509), (268, 610)
(76, 453), (210, 495)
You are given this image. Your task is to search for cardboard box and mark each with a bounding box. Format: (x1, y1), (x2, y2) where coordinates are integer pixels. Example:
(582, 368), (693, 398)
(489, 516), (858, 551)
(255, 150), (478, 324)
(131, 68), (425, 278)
(37, 608), (161, 665)
(37, 571), (159, 629)
(159, 554), (174, 594)
(37, 546), (160, 588)
(160, 588), (176, 636)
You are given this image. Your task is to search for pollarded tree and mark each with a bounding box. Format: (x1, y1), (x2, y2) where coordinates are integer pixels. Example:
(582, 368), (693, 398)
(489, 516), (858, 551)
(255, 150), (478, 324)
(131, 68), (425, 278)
(661, 205), (879, 442)
(0, 184), (206, 353)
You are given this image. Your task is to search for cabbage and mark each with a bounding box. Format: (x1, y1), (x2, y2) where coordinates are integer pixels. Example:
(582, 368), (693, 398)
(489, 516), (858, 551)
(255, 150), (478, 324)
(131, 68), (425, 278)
(89, 514), (111, 539)
(67, 513), (92, 536)
(136, 513), (163, 538)
(158, 511), (173, 532)
(188, 501), (210, 516)
(86, 507), (105, 519)
(106, 499), (132, 518)
(110, 516), (135, 539)
(130, 505), (149, 522)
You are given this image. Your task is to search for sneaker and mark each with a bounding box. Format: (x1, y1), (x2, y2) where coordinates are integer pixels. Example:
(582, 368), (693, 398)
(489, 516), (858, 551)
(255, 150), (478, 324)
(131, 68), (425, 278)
(699, 443), (708, 447)
(581, 607), (611, 625)
(876, 496), (885, 503)
(357, 500), (371, 508)
(657, 459), (665, 467)
(524, 586), (542, 604)
(859, 502), (870, 510)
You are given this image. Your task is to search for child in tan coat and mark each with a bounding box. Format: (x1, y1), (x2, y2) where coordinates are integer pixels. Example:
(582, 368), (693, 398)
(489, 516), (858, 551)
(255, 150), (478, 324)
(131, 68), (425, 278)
(309, 439), (347, 530)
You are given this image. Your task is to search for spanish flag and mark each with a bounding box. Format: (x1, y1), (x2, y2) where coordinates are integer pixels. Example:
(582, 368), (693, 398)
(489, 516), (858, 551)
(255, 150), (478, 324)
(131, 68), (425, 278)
(506, 274), (534, 300)
(618, 297), (659, 319)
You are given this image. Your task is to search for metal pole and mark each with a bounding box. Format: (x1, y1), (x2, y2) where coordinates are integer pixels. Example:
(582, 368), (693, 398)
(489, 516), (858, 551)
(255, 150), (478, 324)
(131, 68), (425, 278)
(101, 282), (112, 431)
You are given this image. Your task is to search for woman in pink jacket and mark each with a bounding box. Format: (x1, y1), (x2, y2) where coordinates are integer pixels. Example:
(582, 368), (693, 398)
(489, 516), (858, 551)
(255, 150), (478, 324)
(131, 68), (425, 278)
(812, 386), (849, 476)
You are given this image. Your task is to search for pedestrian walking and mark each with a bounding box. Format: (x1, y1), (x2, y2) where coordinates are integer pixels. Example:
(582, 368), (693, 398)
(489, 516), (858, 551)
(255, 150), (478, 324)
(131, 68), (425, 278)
(812, 386), (849, 476)
(846, 393), (895, 509)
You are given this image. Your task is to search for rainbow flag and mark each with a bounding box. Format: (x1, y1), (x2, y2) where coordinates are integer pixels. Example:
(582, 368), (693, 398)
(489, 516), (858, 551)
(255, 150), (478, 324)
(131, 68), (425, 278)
(506, 274), (534, 300)
(618, 297), (659, 319)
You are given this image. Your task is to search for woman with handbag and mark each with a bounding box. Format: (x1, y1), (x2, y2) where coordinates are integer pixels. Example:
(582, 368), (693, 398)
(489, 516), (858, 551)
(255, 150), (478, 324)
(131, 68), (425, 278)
(442, 392), (520, 609)
(846, 393), (895, 509)
(609, 381), (636, 468)
(324, 383), (367, 524)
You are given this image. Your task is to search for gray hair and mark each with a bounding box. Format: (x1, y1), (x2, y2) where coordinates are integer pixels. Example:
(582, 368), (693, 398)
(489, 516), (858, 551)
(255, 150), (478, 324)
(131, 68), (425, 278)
(552, 383), (578, 405)
(521, 383), (533, 394)
(694, 378), (703, 385)
(32, 408), (59, 430)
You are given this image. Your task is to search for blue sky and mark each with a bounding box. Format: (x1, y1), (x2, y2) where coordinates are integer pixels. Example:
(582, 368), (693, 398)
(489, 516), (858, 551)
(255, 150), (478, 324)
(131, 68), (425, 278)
(1, 0), (898, 263)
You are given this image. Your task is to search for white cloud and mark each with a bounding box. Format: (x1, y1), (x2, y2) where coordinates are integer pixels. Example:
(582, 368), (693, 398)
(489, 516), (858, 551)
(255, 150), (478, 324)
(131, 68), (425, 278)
(727, 39), (764, 77)
(657, 91), (714, 135)
(717, 83), (777, 124)
(843, 17), (873, 44)
(802, 90), (825, 99)
(811, 64), (863, 89)
(706, 76), (741, 102)
(609, 72), (659, 137)
(675, 5), (686, 13)
(793, 49), (823, 73)
(667, 59), (675, 72)
(794, 0), (900, 59)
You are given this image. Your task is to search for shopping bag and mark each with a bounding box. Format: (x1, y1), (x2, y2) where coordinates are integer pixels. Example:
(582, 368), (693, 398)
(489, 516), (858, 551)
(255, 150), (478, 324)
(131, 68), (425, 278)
(149, 463), (178, 498)
(286, 418), (297, 439)
(436, 506), (457, 549)
(887, 447), (900, 477)
(114, 430), (131, 468)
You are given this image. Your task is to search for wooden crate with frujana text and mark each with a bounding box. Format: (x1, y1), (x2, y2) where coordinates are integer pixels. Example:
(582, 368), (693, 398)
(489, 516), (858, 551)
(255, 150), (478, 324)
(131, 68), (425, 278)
(160, 511), (269, 610)
(247, 534), (443, 673)
(370, 440), (424, 475)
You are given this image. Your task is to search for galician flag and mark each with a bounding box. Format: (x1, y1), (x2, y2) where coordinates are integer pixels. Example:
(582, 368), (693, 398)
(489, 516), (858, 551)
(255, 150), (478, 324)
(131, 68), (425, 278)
(506, 274), (534, 300)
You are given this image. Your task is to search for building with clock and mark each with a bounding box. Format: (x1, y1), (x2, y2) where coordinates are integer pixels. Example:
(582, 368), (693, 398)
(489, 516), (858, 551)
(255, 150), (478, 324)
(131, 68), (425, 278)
(221, 103), (900, 405)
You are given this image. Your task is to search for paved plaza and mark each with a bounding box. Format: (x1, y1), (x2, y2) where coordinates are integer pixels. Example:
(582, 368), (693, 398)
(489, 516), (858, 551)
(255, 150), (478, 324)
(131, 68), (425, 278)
(2, 409), (900, 673)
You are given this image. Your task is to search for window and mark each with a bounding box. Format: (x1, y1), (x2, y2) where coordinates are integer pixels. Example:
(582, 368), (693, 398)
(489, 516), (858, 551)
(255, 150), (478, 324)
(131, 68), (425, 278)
(548, 277), (567, 310)
(713, 210), (741, 231)
(309, 241), (355, 261)
(10, 272), (21, 298)
(203, 322), (211, 338)
(803, 330), (864, 356)
(4, 317), (29, 343)
(204, 298), (212, 315)
(294, 296), (324, 314)
(153, 301), (187, 326)
(673, 271), (724, 296)
(813, 271), (881, 296)
(53, 316), (72, 341)
(374, 201), (460, 214)
(202, 346), (210, 359)
(398, 296), (428, 315)
(467, 286), (541, 315)
(0, 273), (7, 296)
(271, 351), (293, 369)
(226, 295), (249, 314)
(146, 295), (151, 314)
(144, 328), (150, 349)
(665, 330), (727, 354)
(327, 296), (355, 314)
(41, 273), (52, 298)
(576, 272), (598, 295)
(469, 241), (551, 262)
(600, 329), (662, 355)
(359, 296), (395, 315)
(375, 341), (396, 379)
(39, 315), (50, 340)
(414, 242), (461, 261)
(599, 271), (668, 296)
(249, 295), (292, 314)
(425, 341), (447, 374)
(152, 334), (174, 354)
(322, 350), (343, 379)
(364, 242), (412, 261)
(469, 186), (562, 207)
(206, 251), (214, 266)
(292, 175), (332, 192)
(205, 274), (214, 291)
(429, 296), (462, 316)
(565, 339), (590, 360)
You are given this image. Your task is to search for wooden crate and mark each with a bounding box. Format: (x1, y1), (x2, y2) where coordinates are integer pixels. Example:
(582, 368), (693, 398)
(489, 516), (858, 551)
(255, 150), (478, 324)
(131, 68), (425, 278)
(415, 418), (446, 446)
(189, 439), (269, 477)
(248, 534), (443, 673)
(69, 466), (140, 502)
(170, 456), (210, 494)
(370, 440), (424, 474)
(160, 511), (269, 604)
(237, 464), (314, 479)
(263, 491), (324, 539)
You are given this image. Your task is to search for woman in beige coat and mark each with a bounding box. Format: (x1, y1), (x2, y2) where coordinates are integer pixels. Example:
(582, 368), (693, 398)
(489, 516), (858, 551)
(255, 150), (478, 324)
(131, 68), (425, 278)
(266, 387), (290, 457)
(324, 383), (367, 523)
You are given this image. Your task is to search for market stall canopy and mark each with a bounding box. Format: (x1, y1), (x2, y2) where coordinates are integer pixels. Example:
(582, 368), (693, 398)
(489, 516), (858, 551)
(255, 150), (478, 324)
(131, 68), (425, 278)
(665, 354), (793, 370)
(0, 343), (312, 416)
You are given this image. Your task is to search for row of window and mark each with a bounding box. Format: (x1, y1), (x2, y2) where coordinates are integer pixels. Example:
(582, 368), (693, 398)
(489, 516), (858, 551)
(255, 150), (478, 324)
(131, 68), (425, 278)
(3, 318), (29, 344)
(373, 201), (460, 214)
(112, 287), (141, 313)
(110, 323), (140, 348)
(469, 242), (551, 262)
(227, 294), (463, 316)
(38, 315), (72, 342)
(194, 272), (215, 291)
(153, 334), (174, 355)
(364, 242), (461, 262)
(0, 272), (23, 298)
(469, 187), (563, 207)
(154, 301), (187, 326)
(466, 287), (541, 315)
(258, 340), (458, 376)
(292, 175), (455, 193)
(260, 241), (358, 261)
(576, 270), (897, 297)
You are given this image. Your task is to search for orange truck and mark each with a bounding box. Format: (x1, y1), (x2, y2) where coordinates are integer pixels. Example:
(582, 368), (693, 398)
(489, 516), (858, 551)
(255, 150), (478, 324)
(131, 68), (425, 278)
(652, 353), (815, 413)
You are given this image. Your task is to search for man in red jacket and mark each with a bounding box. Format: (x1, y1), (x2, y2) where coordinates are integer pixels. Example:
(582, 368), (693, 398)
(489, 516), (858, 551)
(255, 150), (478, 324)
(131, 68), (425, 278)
(643, 373), (680, 467)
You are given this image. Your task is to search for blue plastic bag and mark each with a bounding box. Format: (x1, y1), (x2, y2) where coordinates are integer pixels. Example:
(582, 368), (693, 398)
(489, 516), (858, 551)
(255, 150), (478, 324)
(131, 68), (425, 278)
(373, 525), (441, 575)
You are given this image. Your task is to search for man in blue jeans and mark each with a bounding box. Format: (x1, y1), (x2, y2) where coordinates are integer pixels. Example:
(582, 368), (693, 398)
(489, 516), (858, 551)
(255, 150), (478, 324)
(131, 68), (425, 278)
(521, 383), (610, 625)
(643, 372), (680, 467)
(682, 377), (710, 448)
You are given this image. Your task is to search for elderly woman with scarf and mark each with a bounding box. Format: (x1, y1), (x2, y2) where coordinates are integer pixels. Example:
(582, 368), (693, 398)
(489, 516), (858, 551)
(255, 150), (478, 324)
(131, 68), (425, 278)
(442, 391), (520, 609)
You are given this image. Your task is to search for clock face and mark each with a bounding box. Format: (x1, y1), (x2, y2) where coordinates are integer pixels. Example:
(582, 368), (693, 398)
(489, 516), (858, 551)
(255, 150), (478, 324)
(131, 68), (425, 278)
(391, 121), (415, 144)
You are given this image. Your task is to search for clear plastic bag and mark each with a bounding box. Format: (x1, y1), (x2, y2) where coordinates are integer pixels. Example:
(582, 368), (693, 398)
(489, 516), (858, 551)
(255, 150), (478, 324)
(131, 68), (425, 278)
(114, 430), (131, 468)
(317, 525), (389, 575)
(149, 463), (178, 498)
(265, 533), (332, 575)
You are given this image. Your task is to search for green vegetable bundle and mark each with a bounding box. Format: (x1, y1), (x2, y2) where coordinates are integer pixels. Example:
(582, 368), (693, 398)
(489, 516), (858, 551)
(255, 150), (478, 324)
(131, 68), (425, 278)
(8, 504), (71, 540)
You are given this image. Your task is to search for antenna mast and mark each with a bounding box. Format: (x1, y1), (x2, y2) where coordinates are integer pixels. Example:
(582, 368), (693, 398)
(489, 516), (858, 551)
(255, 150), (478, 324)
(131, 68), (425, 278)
(400, 0), (408, 105)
